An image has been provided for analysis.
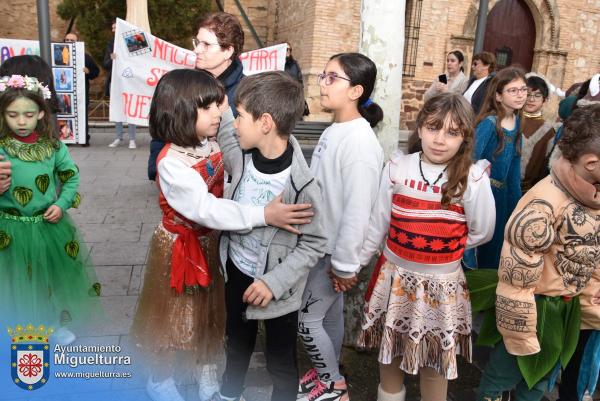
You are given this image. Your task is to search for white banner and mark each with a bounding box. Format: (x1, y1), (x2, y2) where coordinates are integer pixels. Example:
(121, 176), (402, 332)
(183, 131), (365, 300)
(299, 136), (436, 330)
(0, 38), (87, 144)
(109, 19), (287, 126)
(239, 43), (287, 76)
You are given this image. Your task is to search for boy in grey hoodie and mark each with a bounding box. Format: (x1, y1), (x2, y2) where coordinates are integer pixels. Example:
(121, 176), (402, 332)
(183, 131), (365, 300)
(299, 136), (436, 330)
(213, 71), (327, 401)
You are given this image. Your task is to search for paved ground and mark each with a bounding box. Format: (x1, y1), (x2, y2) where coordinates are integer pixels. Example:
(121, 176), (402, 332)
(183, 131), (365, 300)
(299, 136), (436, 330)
(9, 126), (594, 401)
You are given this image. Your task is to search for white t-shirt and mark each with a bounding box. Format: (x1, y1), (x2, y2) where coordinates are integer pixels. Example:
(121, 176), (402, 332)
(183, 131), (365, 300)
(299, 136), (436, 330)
(229, 159), (291, 277)
(310, 117), (384, 277)
(463, 76), (487, 104)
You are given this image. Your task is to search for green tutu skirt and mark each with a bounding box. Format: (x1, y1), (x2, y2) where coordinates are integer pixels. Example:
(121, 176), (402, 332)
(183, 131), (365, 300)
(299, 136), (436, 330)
(0, 211), (103, 328)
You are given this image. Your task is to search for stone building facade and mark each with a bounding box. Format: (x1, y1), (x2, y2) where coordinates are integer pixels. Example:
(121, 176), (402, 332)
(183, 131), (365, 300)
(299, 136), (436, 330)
(224, 0), (599, 127)
(2, 0), (598, 128)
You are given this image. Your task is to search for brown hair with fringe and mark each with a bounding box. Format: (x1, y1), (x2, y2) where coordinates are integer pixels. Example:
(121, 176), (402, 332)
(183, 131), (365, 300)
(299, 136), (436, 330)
(412, 93), (475, 207)
(0, 87), (57, 143)
(474, 67), (527, 158)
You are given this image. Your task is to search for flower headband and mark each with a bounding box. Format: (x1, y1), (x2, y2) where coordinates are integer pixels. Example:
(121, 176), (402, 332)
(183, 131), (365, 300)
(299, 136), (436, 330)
(0, 75), (52, 100)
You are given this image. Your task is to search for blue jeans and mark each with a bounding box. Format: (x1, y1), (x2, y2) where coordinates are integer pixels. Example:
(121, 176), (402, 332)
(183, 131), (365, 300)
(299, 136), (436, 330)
(115, 122), (136, 140)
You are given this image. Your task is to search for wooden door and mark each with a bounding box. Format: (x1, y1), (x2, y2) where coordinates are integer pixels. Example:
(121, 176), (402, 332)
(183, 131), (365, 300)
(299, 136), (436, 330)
(483, 0), (536, 71)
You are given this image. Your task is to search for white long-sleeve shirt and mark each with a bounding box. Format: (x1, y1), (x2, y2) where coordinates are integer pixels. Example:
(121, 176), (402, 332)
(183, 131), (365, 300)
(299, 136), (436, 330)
(157, 147), (265, 232)
(310, 117), (384, 277)
(359, 152), (495, 272)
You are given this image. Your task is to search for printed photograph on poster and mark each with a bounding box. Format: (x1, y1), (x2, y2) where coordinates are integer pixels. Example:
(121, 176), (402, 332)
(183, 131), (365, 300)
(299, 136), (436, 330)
(53, 67), (74, 91)
(122, 30), (151, 56)
(57, 93), (73, 116)
(52, 43), (73, 66)
(58, 118), (75, 142)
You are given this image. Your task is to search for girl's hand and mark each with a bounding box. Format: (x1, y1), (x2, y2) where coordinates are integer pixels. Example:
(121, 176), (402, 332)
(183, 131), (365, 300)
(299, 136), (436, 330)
(434, 82), (448, 92)
(43, 205), (63, 223)
(243, 280), (274, 307)
(265, 194), (313, 234)
(329, 271), (358, 293)
(0, 157), (10, 194)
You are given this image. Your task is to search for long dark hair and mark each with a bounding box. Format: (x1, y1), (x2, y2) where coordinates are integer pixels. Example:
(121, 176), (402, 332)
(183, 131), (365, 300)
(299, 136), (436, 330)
(329, 52), (383, 127)
(0, 55), (59, 114)
(149, 69), (225, 147)
(411, 93), (475, 207)
(474, 67), (526, 157)
(0, 88), (57, 142)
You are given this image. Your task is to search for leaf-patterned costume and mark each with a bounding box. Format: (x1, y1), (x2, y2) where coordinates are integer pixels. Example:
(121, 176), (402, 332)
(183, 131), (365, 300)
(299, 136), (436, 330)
(0, 134), (101, 328)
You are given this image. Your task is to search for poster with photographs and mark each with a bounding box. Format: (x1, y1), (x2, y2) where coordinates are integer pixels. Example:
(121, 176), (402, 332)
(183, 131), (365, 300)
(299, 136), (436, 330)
(0, 38), (86, 144)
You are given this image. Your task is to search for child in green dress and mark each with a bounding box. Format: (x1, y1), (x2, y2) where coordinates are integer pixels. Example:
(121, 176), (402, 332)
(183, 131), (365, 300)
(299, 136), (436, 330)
(0, 75), (101, 343)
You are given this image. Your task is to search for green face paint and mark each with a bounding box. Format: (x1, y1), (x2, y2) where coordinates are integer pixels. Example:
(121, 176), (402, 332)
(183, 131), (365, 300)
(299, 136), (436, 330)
(4, 97), (43, 137)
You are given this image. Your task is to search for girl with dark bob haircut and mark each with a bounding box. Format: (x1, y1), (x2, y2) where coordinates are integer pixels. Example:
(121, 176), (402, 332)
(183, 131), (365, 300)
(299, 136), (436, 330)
(149, 68), (225, 147)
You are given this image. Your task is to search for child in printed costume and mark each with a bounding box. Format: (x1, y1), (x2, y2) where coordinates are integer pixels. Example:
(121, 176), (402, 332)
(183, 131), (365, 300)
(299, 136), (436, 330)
(0, 74), (101, 341)
(130, 69), (313, 401)
(357, 93), (495, 401)
(476, 104), (600, 401)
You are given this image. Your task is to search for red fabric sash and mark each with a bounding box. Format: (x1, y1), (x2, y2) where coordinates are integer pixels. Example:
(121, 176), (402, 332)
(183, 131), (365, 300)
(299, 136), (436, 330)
(162, 219), (211, 294)
(365, 254), (387, 302)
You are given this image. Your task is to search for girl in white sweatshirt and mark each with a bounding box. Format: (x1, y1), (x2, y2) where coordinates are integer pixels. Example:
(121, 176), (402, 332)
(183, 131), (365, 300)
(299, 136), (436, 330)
(297, 53), (384, 401)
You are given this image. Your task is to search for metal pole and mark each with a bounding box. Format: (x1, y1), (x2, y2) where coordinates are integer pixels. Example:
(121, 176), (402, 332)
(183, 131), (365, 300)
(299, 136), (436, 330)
(233, 0), (264, 48)
(36, 0), (52, 65)
(473, 0), (489, 55)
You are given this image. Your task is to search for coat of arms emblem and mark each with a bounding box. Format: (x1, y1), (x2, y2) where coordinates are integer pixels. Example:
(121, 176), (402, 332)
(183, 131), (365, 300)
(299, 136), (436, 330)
(8, 324), (52, 390)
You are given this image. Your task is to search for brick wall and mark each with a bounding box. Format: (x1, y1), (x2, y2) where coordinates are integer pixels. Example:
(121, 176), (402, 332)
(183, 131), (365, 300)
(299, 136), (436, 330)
(0, 0), (69, 42)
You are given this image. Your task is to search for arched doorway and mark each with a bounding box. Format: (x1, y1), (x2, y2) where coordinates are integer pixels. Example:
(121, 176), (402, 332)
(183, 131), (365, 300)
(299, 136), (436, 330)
(483, 0), (536, 70)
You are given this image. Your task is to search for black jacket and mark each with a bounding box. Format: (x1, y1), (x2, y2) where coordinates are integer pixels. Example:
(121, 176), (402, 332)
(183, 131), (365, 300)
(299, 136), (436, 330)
(464, 74), (494, 116)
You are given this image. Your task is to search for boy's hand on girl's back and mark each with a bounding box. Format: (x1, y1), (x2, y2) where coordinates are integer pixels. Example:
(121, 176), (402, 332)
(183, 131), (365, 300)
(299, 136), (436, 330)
(265, 194), (314, 235)
(218, 94), (230, 113)
(243, 280), (274, 307)
(329, 270), (358, 293)
(43, 205), (63, 223)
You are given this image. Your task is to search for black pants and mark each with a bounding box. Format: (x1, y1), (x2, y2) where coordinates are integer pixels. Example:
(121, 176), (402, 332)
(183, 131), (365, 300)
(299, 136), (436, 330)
(558, 330), (593, 401)
(221, 259), (299, 401)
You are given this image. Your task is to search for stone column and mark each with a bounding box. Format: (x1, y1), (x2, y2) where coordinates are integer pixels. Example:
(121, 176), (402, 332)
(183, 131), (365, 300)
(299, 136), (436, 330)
(342, 0), (405, 346)
(126, 0), (151, 32)
(358, 0), (405, 159)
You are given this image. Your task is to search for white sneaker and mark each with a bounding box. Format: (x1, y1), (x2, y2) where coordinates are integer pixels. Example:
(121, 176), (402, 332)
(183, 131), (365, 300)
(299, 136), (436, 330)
(51, 327), (76, 346)
(146, 376), (185, 401)
(108, 139), (122, 147)
(128, 140), (137, 149)
(197, 364), (220, 401)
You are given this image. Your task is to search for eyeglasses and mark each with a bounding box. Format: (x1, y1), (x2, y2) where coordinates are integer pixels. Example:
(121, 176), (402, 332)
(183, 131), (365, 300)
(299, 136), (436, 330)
(193, 38), (221, 51)
(526, 92), (544, 100)
(317, 72), (351, 86)
(64, 38), (76, 43)
(504, 86), (528, 96)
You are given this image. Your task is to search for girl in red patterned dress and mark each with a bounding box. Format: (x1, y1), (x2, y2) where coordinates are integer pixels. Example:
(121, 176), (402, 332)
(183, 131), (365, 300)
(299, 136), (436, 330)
(357, 93), (496, 401)
(130, 69), (313, 401)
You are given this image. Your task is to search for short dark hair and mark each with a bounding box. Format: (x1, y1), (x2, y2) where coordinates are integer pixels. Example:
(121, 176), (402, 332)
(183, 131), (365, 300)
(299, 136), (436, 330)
(149, 69), (224, 147)
(473, 51), (496, 73)
(558, 104), (600, 162)
(526, 76), (549, 99)
(196, 12), (244, 60)
(234, 71), (304, 136)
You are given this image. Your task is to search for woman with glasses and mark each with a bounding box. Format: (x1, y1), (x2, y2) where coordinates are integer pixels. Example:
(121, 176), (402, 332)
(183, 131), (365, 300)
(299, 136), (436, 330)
(466, 67), (527, 270)
(148, 12), (245, 180)
(520, 75), (555, 193)
(424, 50), (468, 101)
